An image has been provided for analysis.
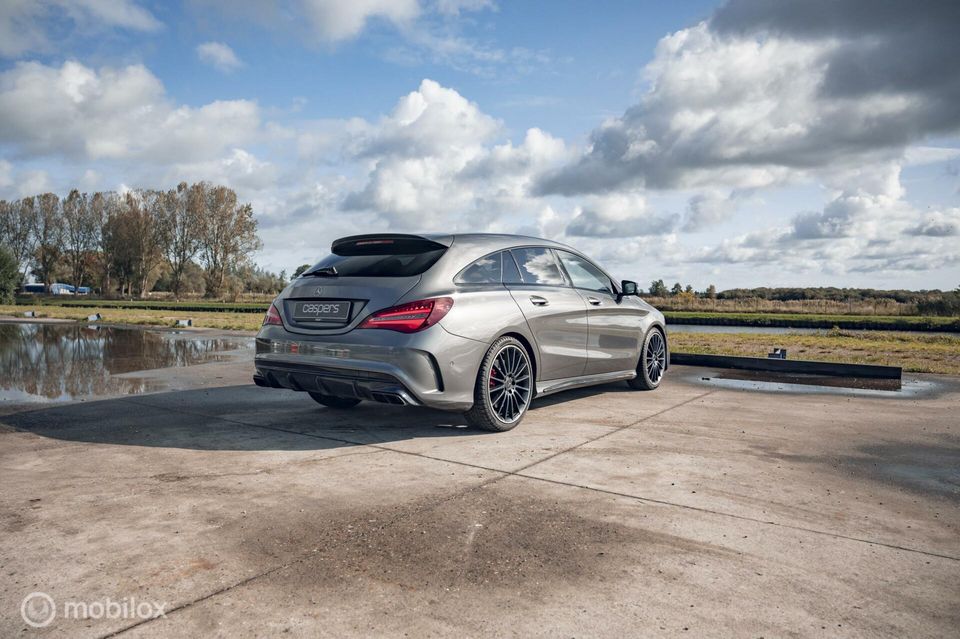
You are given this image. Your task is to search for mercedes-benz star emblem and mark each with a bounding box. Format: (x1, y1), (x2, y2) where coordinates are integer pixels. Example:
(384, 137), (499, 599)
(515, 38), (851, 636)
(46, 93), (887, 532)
(315, 287), (323, 295)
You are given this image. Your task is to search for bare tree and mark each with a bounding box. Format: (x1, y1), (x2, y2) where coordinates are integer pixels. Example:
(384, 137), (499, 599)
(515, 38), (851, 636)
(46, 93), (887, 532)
(32, 193), (64, 287)
(0, 197), (38, 283)
(199, 185), (262, 297)
(158, 182), (204, 298)
(62, 189), (100, 289)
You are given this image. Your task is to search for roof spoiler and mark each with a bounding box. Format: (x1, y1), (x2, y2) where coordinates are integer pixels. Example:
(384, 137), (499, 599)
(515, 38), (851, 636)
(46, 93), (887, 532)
(332, 234), (453, 256)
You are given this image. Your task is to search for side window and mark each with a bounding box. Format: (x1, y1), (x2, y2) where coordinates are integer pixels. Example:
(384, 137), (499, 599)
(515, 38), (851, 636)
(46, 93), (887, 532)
(557, 251), (613, 294)
(510, 247), (566, 286)
(455, 252), (501, 284)
(501, 251), (523, 284)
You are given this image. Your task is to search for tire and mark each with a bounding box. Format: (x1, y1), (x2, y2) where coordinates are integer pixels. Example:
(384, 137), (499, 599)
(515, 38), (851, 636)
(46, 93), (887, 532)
(463, 336), (533, 432)
(628, 327), (667, 390)
(308, 392), (362, 409)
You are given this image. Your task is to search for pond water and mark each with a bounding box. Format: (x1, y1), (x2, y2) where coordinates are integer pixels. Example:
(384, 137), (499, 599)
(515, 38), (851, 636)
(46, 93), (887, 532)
(0, 322), (252, 403)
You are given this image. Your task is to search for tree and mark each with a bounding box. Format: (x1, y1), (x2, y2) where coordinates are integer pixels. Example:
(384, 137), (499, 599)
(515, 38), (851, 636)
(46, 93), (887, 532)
(648, 279), (668, 297)
(705, 284), (717, 299)
(293, 263), (311, 279)
(89, 191), (112, 292)
(670, 282), (683, 296)
(158, 182), (205, 298)
(0, 246), (18, 303)
(198, 185), (262, 297)
(684, 284), (694, 294)
(32, 193), (64, 287)
(0, 197), (37, 283)
(133, 191), (169, 297)
(102, 197), (137, 295)
(102, 192), (166, 297)
(62, 189), (100, 288)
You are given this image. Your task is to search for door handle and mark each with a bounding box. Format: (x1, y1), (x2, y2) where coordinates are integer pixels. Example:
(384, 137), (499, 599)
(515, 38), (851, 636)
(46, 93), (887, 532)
(529, 295), (549, 306)
(587, 296), (602, 306)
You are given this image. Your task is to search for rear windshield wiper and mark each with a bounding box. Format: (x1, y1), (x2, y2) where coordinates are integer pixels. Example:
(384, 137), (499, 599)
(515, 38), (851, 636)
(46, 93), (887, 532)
(302, 266), (338, 277)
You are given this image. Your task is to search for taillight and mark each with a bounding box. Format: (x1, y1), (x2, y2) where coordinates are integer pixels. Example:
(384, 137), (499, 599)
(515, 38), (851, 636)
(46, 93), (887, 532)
(358, 297), (453, 333)
(263, 302), (283, 326)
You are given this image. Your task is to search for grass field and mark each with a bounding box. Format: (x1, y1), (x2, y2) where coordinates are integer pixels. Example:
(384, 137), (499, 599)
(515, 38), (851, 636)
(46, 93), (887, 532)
(0, 304), (263, 331)
(665, 311), (960, 332)
(670, 330), (960, 375)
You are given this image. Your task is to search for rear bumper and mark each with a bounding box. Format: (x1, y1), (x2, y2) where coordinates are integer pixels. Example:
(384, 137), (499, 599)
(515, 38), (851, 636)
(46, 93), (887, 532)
(253, 361), (421, 406)
(253, 324), (486, 411)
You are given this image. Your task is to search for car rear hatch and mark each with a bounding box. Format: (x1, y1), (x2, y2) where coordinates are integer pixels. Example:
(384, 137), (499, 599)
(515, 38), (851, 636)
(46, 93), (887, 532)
(282, 234), (452, 335)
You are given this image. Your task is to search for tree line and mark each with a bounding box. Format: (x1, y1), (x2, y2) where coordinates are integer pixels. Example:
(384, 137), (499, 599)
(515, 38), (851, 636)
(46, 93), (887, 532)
(644, 280), (958, 304)
(0, 183), (282, 300)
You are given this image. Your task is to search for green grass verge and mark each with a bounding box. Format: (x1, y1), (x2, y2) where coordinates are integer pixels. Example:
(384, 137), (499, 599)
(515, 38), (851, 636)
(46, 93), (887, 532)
(664, 311), (960, 332)
(14, 297), (269, 313)
(670, 330), (960, 375)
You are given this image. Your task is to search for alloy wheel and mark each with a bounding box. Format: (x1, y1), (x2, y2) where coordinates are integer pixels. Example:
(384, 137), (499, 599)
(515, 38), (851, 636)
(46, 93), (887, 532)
(645, 330), (666, 384)
(488, 344), (531, 423)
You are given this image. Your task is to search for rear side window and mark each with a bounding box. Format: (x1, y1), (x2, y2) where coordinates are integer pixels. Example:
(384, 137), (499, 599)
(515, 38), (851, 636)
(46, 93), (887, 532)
(305, 236), (447, 277)
(501, 251), (523, 284)
(510, 247), (566, 286)
(455, 253), (501, 284)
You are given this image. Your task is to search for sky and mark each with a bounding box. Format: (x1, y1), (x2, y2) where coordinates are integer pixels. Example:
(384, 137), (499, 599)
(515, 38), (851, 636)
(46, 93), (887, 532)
(0, 0), (958, 290)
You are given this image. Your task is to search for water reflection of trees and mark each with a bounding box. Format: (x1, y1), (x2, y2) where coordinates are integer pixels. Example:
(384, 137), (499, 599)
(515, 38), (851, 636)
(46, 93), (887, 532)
(0, 324), (244, 401)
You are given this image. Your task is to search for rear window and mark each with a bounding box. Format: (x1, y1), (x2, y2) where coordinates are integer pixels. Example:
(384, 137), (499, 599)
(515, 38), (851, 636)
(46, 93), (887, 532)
(305, 236), (447, 277)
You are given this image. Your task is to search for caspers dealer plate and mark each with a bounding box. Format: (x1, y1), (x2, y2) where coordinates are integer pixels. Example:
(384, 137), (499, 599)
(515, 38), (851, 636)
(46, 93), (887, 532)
(291, 300), (351, 323)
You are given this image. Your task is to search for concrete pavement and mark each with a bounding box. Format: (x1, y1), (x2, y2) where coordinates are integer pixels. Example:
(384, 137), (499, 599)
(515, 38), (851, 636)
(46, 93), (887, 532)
(1, 360), (957, 637)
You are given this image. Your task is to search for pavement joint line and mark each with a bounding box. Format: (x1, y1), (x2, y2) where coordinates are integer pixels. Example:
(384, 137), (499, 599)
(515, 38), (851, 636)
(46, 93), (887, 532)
(118, 391), (715, 485)
(121, 392), (960, 563)
(509, 390), (717, 476)
(99, 468), (514, 639)
(504, 473), (960, 563)
(99, 392), (714, 636)
(86, 390), (957, 637)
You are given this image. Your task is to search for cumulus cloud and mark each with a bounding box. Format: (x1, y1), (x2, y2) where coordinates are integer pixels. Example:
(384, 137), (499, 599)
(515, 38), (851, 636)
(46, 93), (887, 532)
(687, 162), (960, 276)
(683, 190), (739, 231)
(906, 210), (960, 238)
(566, 194), (678, 238)
(0, 0), (160, 57)
(0, 159), (12, 190)
(538, 0), (960, 196)
(301, 0), (419, 43)
(196, 42), (244, 73)
(0, 61), (260, 163)
(340, 79), (568, 228)
(434, 0), (496, 16)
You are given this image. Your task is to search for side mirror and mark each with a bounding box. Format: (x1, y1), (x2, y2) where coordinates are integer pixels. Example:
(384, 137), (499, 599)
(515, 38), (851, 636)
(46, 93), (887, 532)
(621, 280), (639, 296)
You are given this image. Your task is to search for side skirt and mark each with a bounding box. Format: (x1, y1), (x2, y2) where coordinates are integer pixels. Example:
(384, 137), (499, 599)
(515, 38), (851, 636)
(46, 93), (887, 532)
(535, 369), (636, 397)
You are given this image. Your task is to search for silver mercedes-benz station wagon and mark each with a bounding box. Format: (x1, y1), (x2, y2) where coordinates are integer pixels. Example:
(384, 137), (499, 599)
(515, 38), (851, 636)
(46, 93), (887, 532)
(254, 233), (667, 431)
